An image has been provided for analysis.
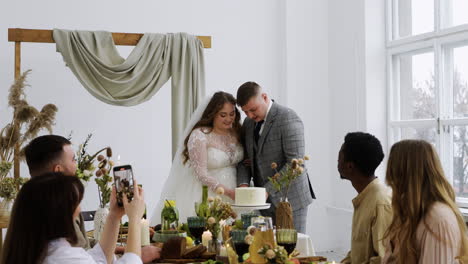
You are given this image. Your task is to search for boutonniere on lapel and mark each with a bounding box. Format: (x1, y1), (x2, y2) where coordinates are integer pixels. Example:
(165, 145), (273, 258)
(268, 155), (310, 229)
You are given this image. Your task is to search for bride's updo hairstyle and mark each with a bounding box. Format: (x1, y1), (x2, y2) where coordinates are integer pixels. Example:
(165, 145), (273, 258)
(182, 91), (241, 164)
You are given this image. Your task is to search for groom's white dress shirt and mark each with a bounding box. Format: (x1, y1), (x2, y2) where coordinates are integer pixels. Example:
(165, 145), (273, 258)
(258, 100), (273, 135)
(43, 238), (142, 264)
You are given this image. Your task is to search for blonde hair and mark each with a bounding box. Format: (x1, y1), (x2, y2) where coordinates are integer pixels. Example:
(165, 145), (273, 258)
(384, 139), (468, 263)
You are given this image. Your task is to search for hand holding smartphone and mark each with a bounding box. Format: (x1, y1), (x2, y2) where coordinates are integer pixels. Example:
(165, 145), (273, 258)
(113, 165), (135, 207)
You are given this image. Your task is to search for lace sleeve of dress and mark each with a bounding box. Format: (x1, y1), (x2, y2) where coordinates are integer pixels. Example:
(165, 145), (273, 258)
(188, 129), (219, 191)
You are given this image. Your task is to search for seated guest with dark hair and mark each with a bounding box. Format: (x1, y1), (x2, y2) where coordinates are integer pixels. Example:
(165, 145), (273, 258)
(338, 132), (392, 264)
(24, 135), (88, 247)
(25, 134), (77, 177)
(0, 172), (145, 264)
(383, 140), (468, 263)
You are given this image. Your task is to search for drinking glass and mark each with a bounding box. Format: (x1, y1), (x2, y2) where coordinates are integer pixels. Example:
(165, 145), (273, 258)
(276, 229), (297, 255)
(251, 216), (273, 231)
(230, 229), (249, 263)
(241, 212), (258, 229)
(187, 216), (206, 245)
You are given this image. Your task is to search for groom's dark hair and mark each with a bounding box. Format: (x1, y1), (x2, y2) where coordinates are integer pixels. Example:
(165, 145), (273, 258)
(237, 81), (261, 107)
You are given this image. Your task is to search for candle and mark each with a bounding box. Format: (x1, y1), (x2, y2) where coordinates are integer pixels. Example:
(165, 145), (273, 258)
(219, 245), (227, 257)
(202, 230), (212, 247)
(141, 218), (150, 246)
(116, 155), (121, 166)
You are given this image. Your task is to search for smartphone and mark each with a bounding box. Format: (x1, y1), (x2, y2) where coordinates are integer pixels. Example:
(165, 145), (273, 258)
(113, 165), (135, 207)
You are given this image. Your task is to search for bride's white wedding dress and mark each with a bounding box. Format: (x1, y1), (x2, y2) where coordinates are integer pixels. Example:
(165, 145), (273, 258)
(150, 127), (243, 226)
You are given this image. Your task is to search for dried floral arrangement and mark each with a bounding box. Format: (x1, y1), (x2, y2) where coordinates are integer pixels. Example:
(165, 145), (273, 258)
(0, 70), (57, 199)
(0, 177), (28, 200)
(74, 134), (113, 208)
(196, 186), (237, 239)
(268, 155), (310, 201)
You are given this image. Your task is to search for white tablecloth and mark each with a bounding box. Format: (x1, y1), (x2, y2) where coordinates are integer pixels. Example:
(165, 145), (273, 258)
(297, 233), (315, 257)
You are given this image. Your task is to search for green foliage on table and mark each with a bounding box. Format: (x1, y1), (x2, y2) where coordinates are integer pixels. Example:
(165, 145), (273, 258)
(202, 260), (224, 264)
(161, 200), (179, 231)
(196, 185), (210, 217)
(233, 219), (244, 230)
(178, 223), (190, 235)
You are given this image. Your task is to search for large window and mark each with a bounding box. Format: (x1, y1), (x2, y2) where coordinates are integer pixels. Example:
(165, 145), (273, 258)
(387, 0), (468, 204)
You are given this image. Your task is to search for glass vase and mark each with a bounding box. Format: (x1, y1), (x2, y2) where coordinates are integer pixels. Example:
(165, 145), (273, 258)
(208, 238), (221, 255)
(0, 198), (13, 224)
(94, 206), (109, 241)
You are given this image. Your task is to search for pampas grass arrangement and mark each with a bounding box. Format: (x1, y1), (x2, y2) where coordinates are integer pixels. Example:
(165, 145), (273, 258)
(0, 70), (58, 187)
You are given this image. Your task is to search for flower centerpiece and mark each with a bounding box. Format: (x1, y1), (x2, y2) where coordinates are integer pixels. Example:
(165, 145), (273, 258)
(0, 70), (57, 219)
(268, 156), (309, 229)
(74, 134), (113, 208)
(255, 244), (301, 264)
(257, 243), (289, 264)
(73, 134), (113, 240)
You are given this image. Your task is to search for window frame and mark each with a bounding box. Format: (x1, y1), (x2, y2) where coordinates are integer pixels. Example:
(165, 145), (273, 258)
(386, 0), (468, 207)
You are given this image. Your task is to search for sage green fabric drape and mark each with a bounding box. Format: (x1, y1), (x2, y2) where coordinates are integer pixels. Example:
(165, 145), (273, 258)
(53, 29), (205, 157)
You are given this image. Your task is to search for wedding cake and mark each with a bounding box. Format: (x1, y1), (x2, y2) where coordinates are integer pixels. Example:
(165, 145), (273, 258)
(235, 187), (266, 206)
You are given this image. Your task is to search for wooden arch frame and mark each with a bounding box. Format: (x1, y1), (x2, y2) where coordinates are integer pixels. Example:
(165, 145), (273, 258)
(7, 28), (211, 179)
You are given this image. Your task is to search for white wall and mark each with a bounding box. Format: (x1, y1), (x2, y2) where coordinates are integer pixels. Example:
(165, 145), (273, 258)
(0, 0), (286, 219)
(284, 0), (332, 252)
(0, 0), (387, 253)
(326, 0), (387, 252)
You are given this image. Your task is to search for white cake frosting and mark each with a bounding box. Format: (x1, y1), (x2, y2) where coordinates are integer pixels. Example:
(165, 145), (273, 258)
(235, 187), (266, 205)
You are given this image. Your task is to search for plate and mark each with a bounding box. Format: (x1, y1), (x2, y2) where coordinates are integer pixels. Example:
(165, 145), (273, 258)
(232, 203), (270, 207)
(231, 203), (271, 210)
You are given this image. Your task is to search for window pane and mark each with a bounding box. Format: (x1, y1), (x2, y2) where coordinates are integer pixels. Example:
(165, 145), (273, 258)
(453, 125), (468, 198)
(453, 46), (468, 118)
(399, 127), (437, 144)
(398, 0), (434, 38)
(398, 52), (436, 120)
(447, 0), (468, 27)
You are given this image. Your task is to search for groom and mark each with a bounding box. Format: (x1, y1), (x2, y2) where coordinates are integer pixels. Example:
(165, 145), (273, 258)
(236, 81), (315, 233)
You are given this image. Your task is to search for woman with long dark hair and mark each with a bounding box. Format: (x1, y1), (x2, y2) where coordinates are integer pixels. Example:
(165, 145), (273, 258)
(1, 172), (145, 264)
(383, 140), (468, 263)
(151, 91), (243, 225)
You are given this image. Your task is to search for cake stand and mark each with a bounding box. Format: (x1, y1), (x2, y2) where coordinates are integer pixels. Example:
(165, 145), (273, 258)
(231, 203), (271, 215)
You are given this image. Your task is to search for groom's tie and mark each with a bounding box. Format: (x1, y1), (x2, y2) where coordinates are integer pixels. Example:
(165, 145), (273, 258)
(254, 120), (264, 143)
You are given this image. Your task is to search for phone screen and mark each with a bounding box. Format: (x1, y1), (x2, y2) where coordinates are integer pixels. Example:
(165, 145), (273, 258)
(113, 165), (134, 206)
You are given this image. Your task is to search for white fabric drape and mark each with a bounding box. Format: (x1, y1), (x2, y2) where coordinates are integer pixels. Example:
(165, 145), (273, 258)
(53, 29), (205, 156)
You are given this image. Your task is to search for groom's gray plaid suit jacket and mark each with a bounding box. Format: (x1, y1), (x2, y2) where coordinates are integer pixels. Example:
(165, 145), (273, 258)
(237, 102), (315, 212)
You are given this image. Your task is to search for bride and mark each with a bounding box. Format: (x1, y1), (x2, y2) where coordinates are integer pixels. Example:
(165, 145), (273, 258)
(150, 91), (244, 226)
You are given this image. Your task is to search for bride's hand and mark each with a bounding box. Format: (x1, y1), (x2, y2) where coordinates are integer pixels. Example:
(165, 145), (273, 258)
(225, 189), (235, 201)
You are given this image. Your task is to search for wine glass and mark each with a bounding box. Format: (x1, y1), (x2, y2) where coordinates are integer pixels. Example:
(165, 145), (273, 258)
(187, 216), (206, 245)
(231, 229), (249, 263)
(276, 229), (297, 255)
